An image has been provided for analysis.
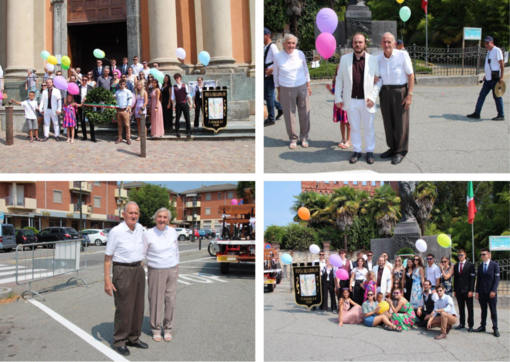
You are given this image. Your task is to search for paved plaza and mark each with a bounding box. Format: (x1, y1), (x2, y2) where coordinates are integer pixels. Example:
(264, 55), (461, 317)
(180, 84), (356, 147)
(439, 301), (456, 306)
(265, 281), (509, 361)
(264, 78), (510, 173)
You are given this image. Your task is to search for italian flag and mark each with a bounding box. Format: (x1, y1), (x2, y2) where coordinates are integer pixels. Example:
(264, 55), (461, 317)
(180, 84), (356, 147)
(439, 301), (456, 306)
(422, 0), (428, 13)
(467, 181), (477, 224)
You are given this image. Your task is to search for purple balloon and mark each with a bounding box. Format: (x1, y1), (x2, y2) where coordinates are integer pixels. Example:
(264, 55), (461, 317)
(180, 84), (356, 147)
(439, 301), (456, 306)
(316, 32), (336, 59)
(53, 76), (68, 91)
(336, 268), (349, 280)
(316, 8), (338, 34)
(67, 82), (79, 95)
(329, 254), (344, 268)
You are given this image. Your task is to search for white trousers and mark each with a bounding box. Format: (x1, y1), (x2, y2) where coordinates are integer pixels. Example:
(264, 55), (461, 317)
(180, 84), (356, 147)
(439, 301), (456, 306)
(43, 112), (60, 138)
(347, 98), (375, 153)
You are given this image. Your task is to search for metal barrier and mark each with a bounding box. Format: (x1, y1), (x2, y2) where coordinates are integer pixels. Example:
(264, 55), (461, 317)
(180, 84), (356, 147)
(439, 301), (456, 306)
(475, 258), (509, 295)
(15, 239), (88, 300)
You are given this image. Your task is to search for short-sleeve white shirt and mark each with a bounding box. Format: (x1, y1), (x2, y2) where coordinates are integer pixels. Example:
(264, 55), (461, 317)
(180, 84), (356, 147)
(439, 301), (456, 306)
(377, 49), (414, 85)
(352, 267), (368, 281)
(485, 46), (503, 81)
(130, 63), (144, 76)
(264, 43), (279, 77)
(105, 221), (144, 263)
(426, 263), (442, 286)
(20, 100), (38, 119)
(142, 226), (180, 269)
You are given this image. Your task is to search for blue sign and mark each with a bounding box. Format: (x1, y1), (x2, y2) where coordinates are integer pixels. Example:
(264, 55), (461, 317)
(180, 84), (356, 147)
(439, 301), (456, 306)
(489, 236), (510, 251)
(464, 27), (482, 41)
(0, 212), (4, 220)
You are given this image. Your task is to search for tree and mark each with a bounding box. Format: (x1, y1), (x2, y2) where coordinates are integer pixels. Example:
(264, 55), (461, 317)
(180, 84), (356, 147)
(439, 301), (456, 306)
(236, 181), (255, 201)
(264, 0), (288, 33)
(366, 185), (400, 237)
(414, 181), (437, 235)
(264, 225), (287, 244)
(281, 223), (319, 250)
(127, 184), (173, 227)
(291, 191), (333, 228)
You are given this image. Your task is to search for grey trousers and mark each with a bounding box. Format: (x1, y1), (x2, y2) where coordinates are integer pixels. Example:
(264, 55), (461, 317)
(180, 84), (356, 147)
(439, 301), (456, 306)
(147, 266), (178, 336)
(280, 83), (310, 141)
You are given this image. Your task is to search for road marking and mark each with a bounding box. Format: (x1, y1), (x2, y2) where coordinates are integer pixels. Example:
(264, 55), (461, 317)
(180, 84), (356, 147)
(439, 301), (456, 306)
(0, 268), (46, 277)
(0, 266), (25, 271)
(28, 299), (129, 362)
(179, 257), (215, 264)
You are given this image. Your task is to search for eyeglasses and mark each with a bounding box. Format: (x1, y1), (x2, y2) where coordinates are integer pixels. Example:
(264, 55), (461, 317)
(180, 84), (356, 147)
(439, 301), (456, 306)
(481, 253), (488, 256)
(414, 259), (419, 261)
(393, 292), (400, 295)
(441, 261), (448, 263)
(458, 254), (465, 257)
(427, 258), (433, 260)
(367, 254), (373, 257)
(42, 85), (47, 87)
(319, 254), (325, 256)
(367, 293), (374, 296)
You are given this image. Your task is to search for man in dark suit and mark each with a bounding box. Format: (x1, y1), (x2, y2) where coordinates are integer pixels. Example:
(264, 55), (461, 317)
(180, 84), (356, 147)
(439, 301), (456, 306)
(475, 248), (500, 337)
(453, 248), (476, 332)
(93, 59), (104, 81)
(76, 76), (96, 142)
(120, 57), (129, 75)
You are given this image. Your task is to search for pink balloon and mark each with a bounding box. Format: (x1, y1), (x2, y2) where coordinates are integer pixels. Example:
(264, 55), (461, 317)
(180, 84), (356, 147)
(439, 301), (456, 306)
(316, 8), (338, 34)
(336, 268), (349, 280)
(0, 91), (3, 100)
(231, 199), (238, 205)
(315, 32), (336, 59)
(329, 254), (344, 268)
(53, 76), (68, 91)
(67, 82), (79, 95)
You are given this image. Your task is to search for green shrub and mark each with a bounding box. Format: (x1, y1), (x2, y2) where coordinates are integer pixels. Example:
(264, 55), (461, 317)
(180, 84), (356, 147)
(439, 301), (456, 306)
(23, 226), (39, 234)
(397, 247), (415, 255)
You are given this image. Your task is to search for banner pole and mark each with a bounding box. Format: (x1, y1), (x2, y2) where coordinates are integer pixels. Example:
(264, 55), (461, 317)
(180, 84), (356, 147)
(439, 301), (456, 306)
(472, 222), (475, 263)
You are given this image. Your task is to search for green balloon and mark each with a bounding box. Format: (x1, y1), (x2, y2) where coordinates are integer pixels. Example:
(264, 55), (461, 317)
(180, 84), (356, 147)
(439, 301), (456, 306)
(62, 65), (70, 70)
(399, 6), (411, 22)
(93, 48), (105, 59)
(437, 234), (451, 248)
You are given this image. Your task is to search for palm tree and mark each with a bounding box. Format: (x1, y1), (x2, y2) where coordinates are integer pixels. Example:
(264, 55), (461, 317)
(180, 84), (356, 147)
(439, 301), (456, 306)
(414, 181), (438, 235)
(291, 191), (333, 228)
(327, 187), (366, 251)
(367, 185), (401, 238)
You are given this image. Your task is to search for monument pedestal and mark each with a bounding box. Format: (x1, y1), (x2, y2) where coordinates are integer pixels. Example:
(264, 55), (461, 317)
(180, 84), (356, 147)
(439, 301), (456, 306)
(393, 219), (421, 252)
(345, 5), (372, 42)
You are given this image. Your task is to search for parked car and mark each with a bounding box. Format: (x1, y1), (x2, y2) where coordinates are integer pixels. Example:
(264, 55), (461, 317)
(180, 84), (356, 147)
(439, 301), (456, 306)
(15, 229), (38, 250)
(37, 227), (80, 248)
(201, 229), (216, 239)
(175, 228), (189, 241)
(82, 229), (108, 246)
(103, 228), (112, 234)
(0, 224), (16, 252)
(82, 234), (91, 247)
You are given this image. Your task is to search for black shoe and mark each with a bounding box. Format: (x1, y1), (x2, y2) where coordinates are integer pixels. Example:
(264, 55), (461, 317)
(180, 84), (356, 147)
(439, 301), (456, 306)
(494, 329), (500, 337)
(392, 155), (404, 165)
(176, 132), (181, 138)
(55, 137), (60, 142)
(474, 326), (486, 333)
(126, 340), (149, 349)
(466, 113), (480, 119)
(264, 119), (275, 127)
(454, 324), (465, 330)
(380, 149), (394, 159)
(492, 116), (505, 121)
(349, 152), (361, 164)
(91, 138), (97, 143)
(42, 137), (49, 142)
(81, 137), (88, 141)
(366, 152), (375, 164)
(276, 109), (283, 120)
(467, 327), (474, 332)
(113, 346), (130, 356)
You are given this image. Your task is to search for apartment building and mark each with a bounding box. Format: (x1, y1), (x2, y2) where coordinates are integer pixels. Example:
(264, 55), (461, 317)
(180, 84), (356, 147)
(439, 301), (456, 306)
(301, 181), (400, 196)
(0, 181), (124, 231)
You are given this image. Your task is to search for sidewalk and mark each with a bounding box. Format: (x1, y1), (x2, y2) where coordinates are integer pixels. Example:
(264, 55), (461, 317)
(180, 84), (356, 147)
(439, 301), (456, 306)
(264, 80), (509, 173)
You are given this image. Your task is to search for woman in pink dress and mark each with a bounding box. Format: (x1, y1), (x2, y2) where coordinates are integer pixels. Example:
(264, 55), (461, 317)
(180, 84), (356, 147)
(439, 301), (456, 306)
(338, 288), (363, 326)
(150, 79), (164, 137)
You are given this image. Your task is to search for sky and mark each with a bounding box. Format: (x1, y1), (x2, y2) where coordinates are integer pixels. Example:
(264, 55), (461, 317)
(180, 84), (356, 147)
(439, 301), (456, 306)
(122, 181), (238, 193)
(264, 181), (301, 229)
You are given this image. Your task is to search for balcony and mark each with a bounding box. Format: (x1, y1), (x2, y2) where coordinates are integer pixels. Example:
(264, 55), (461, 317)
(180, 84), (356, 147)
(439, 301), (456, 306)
(3, 196), (37, 210)
(115, 189), (128, 198)
(186, 201), (201, 208)
(70, 204), (91, 215)
(69, 181), (92, 193)
(186, 215), (200, 222)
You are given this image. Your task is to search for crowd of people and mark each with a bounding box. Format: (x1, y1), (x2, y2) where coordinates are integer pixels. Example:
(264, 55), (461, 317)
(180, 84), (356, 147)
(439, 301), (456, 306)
(312, 248), (501, 340)
(11, 56), (205, 143)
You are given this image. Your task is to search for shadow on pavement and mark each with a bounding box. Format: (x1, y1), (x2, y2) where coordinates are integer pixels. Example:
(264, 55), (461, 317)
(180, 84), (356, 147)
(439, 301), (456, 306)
(91, 321), (115, 347)
(429, 114), (485, 122)
(197, 262), (255, 280)
(278, 147), (391, 165)
(116, 148), (141, 157)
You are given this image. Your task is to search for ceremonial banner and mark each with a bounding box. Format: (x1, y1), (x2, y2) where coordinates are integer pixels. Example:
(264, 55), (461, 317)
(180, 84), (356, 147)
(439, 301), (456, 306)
(293, 264), (322, 310)
(203, 88), (228, 133)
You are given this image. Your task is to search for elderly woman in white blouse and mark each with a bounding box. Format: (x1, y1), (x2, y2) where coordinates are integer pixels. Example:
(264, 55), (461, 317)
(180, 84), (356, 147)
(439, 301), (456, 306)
(143, 207), (180, 342)
(273, 33), (312, 149)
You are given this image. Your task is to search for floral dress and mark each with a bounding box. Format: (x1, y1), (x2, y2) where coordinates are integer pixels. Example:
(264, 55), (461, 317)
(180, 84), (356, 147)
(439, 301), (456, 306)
(390, 302), (416, 330)
(440, 266), (453, 296)
(330, 85), (349, 124)
(410, 267), (423, 309)
(363, 280), (377, 302)
(63, 103), (77, 128)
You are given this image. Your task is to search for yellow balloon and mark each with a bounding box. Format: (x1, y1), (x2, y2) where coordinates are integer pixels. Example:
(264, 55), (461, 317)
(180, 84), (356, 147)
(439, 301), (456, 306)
(396, 0), (405, 3)
(378, 301), (389, 314)
(61, 55), (71, 67)
(47, 55), (58, 65)
(437, 234), (451, 248)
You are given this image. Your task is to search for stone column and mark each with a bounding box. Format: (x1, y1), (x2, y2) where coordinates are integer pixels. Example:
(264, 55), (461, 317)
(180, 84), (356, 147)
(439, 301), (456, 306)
(51, 0), (67, 77)
(5, 0), (35, 80)
(147, 0), (181, 71)
(201, 0), (237, 72)
(126, 0), (142, 61)
(193, 0), (204, 70)
(248, 0), (255, 77)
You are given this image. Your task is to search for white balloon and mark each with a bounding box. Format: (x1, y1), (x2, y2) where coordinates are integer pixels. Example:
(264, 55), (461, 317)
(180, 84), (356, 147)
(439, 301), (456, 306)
(362, 254), (367, 261)
(309, 244), (320, 254)
(176, 47), (186, 60)
(416, 239), (427, 253)
(46, 64), (55, 72)
(0, 65), (3, 78)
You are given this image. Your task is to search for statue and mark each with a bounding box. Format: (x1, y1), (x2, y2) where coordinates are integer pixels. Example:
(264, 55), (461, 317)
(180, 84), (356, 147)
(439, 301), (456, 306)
(398, 182), (419, 222)
(348, 0), (366, 5)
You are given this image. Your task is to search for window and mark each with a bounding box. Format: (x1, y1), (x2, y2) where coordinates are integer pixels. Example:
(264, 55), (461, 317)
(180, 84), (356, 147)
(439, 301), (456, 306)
(227, 191), (234, 199)
(94, 181), (101, 186)
(381, 181), (385, 186)
(206, 193), (211, 201)
(53, 190), (62, 203)
(218, 192), (221, 200)
(353, 181), (358, 185)
(205, 208), (211, 215)
(362, 181), (367, 186)
(94, 197), (101, 208)
(372, 181), (376, 186)
(343, 181), (348, 185)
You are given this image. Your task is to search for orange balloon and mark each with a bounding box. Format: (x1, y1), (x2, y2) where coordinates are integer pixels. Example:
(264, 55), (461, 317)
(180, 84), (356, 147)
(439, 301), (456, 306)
(298, 207), (310, 221)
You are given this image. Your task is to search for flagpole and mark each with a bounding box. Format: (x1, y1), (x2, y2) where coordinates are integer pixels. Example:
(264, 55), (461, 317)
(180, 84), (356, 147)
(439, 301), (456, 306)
(471, 222), (475, 263)
(426, 5), (428, 67)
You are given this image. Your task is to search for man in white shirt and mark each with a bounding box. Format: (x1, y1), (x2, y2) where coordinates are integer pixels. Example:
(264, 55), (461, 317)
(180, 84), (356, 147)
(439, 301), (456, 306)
(372, 257), (392, 300)
(130, 56), (144, 76)
(427, 284), (458, 339)
(104, 201), (148, 356)
(263, 28), (283, 126)
(366, 250), (374, 271)
(377, 32), (414, 166)
(312, 250), (327, 274)
(467, 36), (505, 121)
(141, 60), (151, 78)
(416, 280), (438, 327)
(335, 33), (381, 165)
(382, 252), (393, 270)
(426, 253), (441, 290)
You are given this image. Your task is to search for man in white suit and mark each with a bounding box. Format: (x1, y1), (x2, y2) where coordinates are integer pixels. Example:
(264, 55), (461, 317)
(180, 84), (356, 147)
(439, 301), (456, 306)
(38, 78), (62, 141)
(373, 256), (392, 300)
(335, 33), (381, 165)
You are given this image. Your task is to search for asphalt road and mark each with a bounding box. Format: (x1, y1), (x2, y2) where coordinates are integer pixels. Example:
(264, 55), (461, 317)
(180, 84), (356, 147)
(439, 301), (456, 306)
(264, 281), (509, 361)
(0, 246), (255, 361)
(264, 77), (510, 173)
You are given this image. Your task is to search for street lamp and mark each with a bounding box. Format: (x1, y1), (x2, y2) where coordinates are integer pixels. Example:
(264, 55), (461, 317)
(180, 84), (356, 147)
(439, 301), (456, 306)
(78, 181), (83, 235)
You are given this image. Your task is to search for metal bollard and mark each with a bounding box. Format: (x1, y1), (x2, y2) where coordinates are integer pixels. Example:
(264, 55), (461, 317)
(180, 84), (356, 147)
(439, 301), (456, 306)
(5, 104), (13, 146)
(140, 113), (146, 158)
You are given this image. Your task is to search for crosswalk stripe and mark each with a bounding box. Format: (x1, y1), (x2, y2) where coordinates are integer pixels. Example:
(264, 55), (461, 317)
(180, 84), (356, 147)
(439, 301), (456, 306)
(0, 266), (28, 271)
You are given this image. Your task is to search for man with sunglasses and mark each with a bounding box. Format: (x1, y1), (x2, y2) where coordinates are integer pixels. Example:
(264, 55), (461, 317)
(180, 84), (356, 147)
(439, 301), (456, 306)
(474, 248), (500, 337)
(426, 253), (441, 291)
(415, 280), (438, 327)
(453, 248), (475, 332)
(366, 250), (374, 271)
(93, 60), (104, 81)
(427, 284), (457, 340)
(130, 56), (143, 77)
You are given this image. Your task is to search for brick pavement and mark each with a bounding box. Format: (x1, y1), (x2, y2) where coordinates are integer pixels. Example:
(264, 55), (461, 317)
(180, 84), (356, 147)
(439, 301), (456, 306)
(0, 133), (255, 173)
